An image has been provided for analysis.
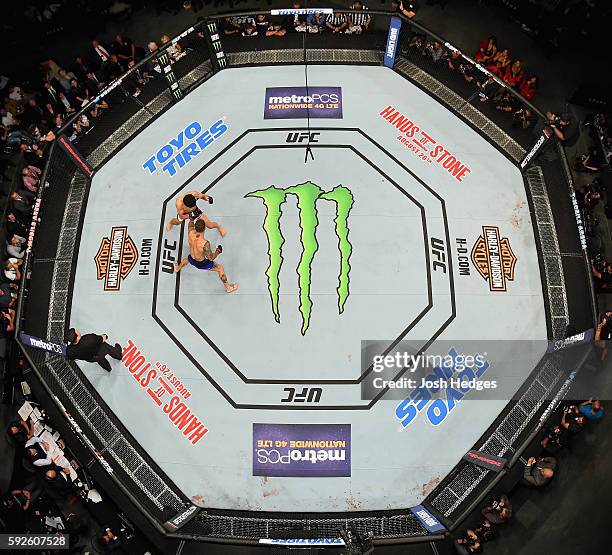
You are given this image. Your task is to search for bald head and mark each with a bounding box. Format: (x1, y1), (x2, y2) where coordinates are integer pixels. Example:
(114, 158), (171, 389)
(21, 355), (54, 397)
(541, 468), (554, 479)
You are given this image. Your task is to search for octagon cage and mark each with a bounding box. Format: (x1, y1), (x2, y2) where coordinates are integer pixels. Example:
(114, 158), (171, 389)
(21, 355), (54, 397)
(15, 7), (596, 547)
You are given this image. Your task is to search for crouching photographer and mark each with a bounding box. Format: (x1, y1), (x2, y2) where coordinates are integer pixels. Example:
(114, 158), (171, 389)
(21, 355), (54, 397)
(541, 423), (568, 455)
(561, 404), (585, 435)
(575, 147), (605, 174)
(580, 179), (604, 212)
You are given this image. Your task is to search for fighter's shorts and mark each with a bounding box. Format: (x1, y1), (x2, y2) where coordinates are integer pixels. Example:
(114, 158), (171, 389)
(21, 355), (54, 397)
(188, 207), (203, 220)
(188, 255), (214, 270)
(177, 208), (203, 221)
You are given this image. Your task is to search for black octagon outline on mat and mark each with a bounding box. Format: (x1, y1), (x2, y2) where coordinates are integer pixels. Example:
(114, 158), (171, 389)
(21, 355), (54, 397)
(177, 144), (429, 380)
(152, 127), (456, 409)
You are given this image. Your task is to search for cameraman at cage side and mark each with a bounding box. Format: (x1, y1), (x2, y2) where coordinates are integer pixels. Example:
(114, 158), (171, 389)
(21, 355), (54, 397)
(544, 111), (579, 146)
(582, 187), (602, 212)
(591, 257), (612, 291)
(391, 0), (418, 19)
(595, 310), (612, 360)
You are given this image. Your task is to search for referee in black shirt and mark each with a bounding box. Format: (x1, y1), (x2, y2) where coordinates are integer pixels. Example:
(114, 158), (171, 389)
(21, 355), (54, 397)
(66, 328), (122, 372)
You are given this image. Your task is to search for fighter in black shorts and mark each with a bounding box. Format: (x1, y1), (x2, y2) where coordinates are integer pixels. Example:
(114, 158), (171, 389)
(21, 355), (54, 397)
(166, 191), (226, 236)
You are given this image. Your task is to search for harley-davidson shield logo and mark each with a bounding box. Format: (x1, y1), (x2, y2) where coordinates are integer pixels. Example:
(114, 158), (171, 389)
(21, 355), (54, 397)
(471, 226), (517, 292)
(94, 226), (138, 291)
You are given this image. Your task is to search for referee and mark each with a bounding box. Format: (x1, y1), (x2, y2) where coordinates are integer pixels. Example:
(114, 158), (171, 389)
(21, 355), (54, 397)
(349, 1), (372, 33)
(65, 328), (122, 372)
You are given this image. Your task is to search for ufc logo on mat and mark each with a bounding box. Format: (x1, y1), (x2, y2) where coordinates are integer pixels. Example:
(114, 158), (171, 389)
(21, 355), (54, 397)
(285, 131), (320, 143)
(281, 387), (323, 403)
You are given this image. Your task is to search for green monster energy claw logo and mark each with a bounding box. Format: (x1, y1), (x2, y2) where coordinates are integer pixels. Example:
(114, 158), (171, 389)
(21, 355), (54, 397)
(247, 181), (354, 335)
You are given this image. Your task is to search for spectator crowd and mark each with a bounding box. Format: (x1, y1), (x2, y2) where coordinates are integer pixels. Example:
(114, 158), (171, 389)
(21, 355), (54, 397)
(402, 31), (543, 132)
(0, 25), (211, 356)
(1, 33), (146, 150)
(454, 399), (604, 554)
(3, 391), (138, 552)
(3, 399), (92, 550)
(221, 1), (376, 37)
(581, 114), (612, 296)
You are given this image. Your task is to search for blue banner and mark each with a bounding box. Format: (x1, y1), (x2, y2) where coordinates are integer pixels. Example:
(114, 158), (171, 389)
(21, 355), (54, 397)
(409, 505), (446, 533)
(384, 17), (402, 68)
(20, 332), (66, 355)
(546, 328), (594, 353)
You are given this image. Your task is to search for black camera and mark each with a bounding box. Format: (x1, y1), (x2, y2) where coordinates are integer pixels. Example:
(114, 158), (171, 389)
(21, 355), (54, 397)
(593, 254), (606, 272)
(549, 426), (563, 440)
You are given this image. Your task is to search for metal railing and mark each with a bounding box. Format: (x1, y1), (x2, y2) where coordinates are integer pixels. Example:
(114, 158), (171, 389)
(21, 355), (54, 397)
(14, 8), (595, 544)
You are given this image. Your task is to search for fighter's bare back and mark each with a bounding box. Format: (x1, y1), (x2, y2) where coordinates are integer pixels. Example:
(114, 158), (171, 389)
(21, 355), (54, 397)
(188, 222), (214, 262)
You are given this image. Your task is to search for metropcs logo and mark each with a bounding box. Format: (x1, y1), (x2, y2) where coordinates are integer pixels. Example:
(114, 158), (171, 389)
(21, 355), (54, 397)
(20, 333), (65, 355)
(253, 423), (351, 477)
(246, 182), (354, 335)
(264, 87), (343, 119)
(471, 226), (517, 292)
(94, 226), (138, 291)
(268, 92), (340, 106)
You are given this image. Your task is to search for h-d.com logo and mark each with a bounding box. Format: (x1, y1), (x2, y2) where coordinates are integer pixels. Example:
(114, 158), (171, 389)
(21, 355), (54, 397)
(247, 182), (354, 334)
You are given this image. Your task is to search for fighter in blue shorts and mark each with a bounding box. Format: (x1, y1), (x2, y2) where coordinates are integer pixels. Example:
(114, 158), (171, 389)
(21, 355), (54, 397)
(174, 219), (238, 293)
(187, 255), (215, 271)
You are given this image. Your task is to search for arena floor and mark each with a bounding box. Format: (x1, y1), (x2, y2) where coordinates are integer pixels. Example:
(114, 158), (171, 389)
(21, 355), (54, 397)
(68, 64), (548, 512)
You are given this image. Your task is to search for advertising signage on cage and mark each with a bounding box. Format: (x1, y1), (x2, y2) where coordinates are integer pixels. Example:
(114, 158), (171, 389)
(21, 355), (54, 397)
(520, 127), (553, 169)
(271, 8), (333, 15)
(20, 333), (66, 355)
(260, 539), (345, 546)
(253, 423), (351, 477)
(384, 17), (402, 68)
(463, 449), (506, 472)
(264, 87), (343, 119)
(57, 134), (93, 177)
(409, 505), (446, 533)
(163, 504), (199, 531)
(547, 328), (593, 353)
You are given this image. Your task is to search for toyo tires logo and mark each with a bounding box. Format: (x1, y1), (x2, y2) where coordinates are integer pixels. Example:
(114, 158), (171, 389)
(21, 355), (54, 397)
(247, 181), (354, 335)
